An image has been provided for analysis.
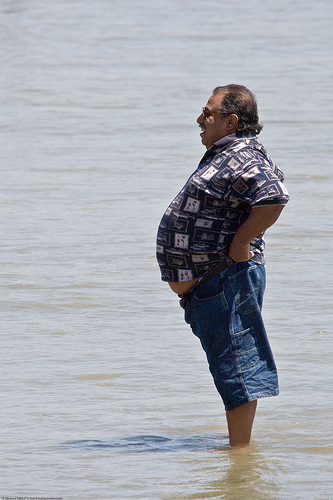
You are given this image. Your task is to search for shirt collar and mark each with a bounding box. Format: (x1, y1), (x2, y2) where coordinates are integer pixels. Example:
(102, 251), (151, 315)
(199, 131), (257, 166)
(212, 131), (256, 150)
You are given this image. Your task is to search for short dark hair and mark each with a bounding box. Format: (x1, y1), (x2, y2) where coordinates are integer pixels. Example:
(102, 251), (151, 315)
(213, 84), (263, 134)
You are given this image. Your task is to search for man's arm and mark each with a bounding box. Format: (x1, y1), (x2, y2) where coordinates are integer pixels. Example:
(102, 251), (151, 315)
(228, 205), (285, 262)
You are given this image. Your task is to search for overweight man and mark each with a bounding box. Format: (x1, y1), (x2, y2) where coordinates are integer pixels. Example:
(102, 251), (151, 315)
(156, 84), (289, 446)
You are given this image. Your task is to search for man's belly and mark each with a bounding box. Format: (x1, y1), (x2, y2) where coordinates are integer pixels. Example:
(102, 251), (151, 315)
(168, 278), (199, 295)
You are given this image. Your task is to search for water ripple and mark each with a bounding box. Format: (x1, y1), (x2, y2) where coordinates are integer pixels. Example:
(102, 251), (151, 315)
(63, 434), (227, 452)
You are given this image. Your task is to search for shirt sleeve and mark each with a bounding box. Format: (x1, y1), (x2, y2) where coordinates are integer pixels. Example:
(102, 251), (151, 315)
(253, 197), (288, 207)
(228, 161), (290, 206)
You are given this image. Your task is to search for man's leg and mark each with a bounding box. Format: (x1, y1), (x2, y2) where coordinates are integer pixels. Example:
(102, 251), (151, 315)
(226, 400), (257, 447)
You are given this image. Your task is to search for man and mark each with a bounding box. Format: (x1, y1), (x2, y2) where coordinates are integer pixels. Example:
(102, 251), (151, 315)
(156, 84), (289, 446)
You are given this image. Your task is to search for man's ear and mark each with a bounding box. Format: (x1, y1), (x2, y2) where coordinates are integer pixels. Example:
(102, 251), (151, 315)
(227, 114), (239, 132)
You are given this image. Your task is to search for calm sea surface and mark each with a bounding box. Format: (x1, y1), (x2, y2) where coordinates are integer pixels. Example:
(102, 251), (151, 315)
(1, 0), (332, 498)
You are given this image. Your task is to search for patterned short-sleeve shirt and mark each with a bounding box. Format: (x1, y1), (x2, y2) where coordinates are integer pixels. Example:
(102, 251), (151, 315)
(156, 133), (289, 282)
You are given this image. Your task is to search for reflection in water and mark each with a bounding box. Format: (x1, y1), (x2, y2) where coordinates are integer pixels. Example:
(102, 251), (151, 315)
(175, 446), (279, 500)
(65, 435), (280, 499)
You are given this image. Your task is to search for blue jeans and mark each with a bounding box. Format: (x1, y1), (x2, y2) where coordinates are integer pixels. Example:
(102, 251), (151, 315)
(182, 260), (279, 410)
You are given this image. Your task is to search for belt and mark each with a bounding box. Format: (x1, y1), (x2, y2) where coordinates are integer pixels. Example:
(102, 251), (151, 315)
(179, 257), (233, 309)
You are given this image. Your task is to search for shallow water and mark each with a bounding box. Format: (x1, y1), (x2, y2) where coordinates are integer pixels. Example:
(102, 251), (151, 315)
(1, 0), (333, 498)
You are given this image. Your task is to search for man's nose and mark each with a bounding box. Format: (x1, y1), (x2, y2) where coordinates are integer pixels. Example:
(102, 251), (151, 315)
(197, 112), (204, 124)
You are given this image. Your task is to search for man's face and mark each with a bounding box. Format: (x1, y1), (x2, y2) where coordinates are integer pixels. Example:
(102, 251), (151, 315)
(197, 93), (235, 149)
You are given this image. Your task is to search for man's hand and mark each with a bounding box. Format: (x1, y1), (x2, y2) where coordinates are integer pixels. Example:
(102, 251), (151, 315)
(228, 204), (285, 263)
(229, 240), (254, 262)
